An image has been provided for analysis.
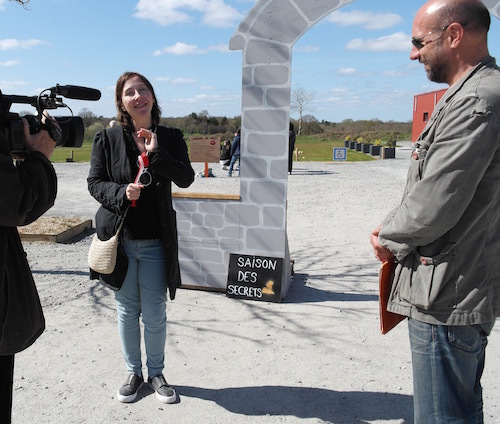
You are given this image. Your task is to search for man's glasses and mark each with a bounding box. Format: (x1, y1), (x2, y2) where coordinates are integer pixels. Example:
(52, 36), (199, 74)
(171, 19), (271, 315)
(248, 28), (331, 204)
(411, 24), (450, 50)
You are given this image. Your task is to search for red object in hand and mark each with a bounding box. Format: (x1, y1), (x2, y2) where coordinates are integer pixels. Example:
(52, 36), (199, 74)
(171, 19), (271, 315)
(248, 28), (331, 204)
(131, 152), (150, 207)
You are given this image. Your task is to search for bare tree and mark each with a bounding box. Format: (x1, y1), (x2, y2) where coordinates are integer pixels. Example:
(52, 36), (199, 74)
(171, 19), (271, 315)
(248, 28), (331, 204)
(291, 86), (315, 135)
(78, 108), (98, 127)
(302, 114), (322, 135)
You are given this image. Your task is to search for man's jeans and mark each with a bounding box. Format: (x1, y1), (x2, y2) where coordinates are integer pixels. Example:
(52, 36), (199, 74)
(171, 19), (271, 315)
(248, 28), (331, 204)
(228, 154), (240, 176)
(115, 239), (167, 378)
(408, 318), (495, 424)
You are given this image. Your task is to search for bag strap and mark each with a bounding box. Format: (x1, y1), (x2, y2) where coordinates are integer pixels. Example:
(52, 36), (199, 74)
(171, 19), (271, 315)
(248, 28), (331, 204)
(116, 206), (130, 235)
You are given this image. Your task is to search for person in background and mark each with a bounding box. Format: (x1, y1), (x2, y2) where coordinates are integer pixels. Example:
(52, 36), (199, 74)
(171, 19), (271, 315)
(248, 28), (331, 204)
(0, 113), (58, 424)
(87, 71), (194, 404)
(219, 139), (231, 170)
(370, 1), (500, 422)
(227, 129), (241, 177)
(288, 122), (296, 175)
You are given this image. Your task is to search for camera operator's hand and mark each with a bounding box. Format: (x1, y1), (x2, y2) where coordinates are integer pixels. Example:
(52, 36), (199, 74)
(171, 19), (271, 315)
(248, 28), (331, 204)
(22, 111), (58, 160)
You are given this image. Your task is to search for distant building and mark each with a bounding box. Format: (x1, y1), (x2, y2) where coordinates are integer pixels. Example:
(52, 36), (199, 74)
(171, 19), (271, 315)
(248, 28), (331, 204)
(412, 88), (447, 142)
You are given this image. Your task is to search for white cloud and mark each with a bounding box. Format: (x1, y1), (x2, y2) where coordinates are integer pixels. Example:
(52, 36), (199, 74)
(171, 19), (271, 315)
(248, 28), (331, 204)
(171, 92), (239, 105)
(153, 41), (229, 56)
(314, 88), (353, 105)
(345, 32), (410, 52)
(0, 59), (20, 67)
(171, 77), (197, 85)
(327, 10), (403, 30)
(0, 38), (46, 51)
(383, 69), (412, 78)
(134, 0), (242, 28)
(155, 76), (197, 85)
(154, 42), (199, 55)
(0, 80), (28, 91)
(338, 67), (357, 75)
(317, 92), (361, 108)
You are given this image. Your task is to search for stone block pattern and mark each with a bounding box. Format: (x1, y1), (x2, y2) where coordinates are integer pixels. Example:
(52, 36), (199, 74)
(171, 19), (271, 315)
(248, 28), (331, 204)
(177, 0), (500, 296)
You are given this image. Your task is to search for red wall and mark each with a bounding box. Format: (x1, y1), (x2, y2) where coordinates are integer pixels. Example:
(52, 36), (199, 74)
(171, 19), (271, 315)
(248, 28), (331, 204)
(412, 88), (447, 142)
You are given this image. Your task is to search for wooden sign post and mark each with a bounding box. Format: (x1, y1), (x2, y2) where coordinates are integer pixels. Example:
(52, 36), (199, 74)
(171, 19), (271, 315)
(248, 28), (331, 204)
(189, 136), (221, 177)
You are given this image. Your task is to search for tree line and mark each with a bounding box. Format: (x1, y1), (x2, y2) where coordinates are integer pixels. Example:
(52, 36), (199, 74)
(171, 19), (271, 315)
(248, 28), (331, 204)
(79, 107), (412, 144)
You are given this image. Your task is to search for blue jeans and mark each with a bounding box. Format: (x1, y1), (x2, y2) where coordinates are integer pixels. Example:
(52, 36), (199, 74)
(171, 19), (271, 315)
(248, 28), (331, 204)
(228, 154), (240, 176)
(408, 318), (495, 424)
(115, 239), (167, 378)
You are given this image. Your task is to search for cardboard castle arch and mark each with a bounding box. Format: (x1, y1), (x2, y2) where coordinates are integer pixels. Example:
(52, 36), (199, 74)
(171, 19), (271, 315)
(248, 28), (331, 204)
(174, 0), (500, 300)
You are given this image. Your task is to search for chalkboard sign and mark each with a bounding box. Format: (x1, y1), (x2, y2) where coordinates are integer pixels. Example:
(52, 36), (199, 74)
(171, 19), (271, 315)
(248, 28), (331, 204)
(226, 253), (283, 302)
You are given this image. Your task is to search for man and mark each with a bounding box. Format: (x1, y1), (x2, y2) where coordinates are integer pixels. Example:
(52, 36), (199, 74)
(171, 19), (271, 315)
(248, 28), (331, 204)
(370, 0), (500, 422)
(228, 129), (241, 177)
(288, 122), (296, 175)
(0, 114), (58, 423)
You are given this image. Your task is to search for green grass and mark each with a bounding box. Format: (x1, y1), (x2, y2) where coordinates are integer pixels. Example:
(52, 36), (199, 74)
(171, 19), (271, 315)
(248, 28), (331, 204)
(50, 135), (376, 163)
(295, 135), (375, 162)
(51, 140), (93, 163)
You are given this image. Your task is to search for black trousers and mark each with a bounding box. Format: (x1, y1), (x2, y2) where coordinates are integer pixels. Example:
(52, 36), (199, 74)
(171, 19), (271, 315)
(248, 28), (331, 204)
(0, 354), (14, 424)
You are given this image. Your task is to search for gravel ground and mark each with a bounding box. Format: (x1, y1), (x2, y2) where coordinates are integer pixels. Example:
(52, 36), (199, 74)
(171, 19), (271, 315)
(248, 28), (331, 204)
(11, 144), (500, 424)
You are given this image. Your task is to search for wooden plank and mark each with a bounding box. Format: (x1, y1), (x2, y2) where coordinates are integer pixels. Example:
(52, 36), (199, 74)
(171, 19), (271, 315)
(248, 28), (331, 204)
(18, 217), (92, 243)
(180, 284), (225, 293)
(55, 220), (92, 242)
(173, 192), (240, 200)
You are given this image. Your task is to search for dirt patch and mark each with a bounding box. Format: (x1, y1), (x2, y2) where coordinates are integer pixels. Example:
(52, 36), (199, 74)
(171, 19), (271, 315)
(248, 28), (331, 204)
(18, 216), (92, 242)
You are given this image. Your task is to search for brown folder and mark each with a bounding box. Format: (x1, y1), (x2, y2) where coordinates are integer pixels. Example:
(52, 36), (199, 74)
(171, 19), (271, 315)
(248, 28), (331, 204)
(379, 260), (405, 334)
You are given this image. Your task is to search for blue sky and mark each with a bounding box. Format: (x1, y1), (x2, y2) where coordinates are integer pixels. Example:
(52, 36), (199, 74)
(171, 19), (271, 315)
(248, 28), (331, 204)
(1, 0), (499, 123)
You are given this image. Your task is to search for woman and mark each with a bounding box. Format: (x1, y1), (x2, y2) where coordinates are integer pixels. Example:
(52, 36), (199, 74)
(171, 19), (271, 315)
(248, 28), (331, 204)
(219, 139), (231, 170)
(87, 72), (194, 404)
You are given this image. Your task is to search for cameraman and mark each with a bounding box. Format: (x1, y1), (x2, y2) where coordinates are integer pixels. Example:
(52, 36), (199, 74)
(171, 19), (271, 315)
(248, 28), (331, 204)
(0, 113), (58, 423)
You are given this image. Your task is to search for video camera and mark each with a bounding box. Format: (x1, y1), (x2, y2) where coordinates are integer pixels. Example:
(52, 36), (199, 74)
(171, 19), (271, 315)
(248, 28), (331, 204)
(0, 84), (101, 155)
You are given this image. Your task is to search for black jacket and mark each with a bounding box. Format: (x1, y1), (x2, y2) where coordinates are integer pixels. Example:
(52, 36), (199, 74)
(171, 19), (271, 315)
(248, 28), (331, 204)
(0, 139), (57, 355)
(87, 125), (194, 300)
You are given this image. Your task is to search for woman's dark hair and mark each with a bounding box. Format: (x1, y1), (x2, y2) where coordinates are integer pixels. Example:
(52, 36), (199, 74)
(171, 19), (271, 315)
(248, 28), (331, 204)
(115, 72), (161, 132)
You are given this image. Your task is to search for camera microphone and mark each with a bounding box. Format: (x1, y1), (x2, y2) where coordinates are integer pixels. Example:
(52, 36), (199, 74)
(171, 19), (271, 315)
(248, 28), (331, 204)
(51, 84), (101, 101)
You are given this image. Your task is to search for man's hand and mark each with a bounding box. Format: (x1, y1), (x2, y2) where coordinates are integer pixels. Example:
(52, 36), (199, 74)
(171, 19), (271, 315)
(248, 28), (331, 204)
(370, 224), (395, 263)
(22, 112), (58, 160)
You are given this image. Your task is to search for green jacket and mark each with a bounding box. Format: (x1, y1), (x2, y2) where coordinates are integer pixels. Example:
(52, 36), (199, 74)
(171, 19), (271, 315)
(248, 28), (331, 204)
(379, 56), (500, 325)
